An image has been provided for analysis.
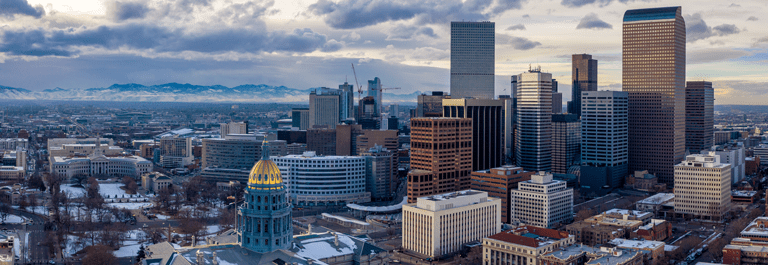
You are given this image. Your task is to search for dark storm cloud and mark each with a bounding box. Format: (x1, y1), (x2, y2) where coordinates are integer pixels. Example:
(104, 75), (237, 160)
(386, 24), (438, 40)
(0, 24), (342, 57)
(109, 1), (151, 21)
(561, 0), (651, 8)
(506, 24), (526, 31)
(686, 13), (741, 42)
(576, 13), (612, 29)
(0, 0), (45, 18)
(307, 0), (526, 29)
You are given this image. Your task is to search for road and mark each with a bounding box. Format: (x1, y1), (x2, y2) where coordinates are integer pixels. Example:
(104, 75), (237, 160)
(0, 209), (51, 264)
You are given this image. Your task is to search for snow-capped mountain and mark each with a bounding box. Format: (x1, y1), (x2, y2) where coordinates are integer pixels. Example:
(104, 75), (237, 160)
(0, 83), (423, 103)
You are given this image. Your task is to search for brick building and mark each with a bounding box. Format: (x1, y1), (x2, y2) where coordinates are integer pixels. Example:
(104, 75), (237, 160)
(470, 165), (533, 223)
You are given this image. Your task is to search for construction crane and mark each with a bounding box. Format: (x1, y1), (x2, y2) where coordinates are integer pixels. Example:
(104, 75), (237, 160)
(351, 63), (363, 103)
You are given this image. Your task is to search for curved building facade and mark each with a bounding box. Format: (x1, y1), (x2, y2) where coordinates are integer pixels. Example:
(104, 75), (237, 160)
(273, 152), (370, 206)
(237, 140), (293, 253)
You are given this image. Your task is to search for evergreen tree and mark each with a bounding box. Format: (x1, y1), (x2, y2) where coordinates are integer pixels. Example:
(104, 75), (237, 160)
(136, 245), (146, 262)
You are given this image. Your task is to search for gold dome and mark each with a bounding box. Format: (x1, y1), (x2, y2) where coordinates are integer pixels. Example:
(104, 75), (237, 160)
(248, 159), (283, 188)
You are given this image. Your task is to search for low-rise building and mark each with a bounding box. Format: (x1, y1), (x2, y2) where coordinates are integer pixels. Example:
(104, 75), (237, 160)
(608, 238), (665, 265)
(0, 235), (15, 265)
(51, 151), (152, 179)
(722, 217), (768, 265)
(141, 172), (172, 192)
(483, 226), (575, 265)
(0, 166), (24, 182)
(273, 152), (370, 206)
(631, 219), (671, 242)
(624, 170), (666, 192)
(745, 156), (760, 176)
(635, 193), (675, 216)
(402, 190), (501, 259)
(733, 190), (759, 204)
(565, 209), (651, 246)
(510, 172), (573, 228)
(539, 244), (644, 265)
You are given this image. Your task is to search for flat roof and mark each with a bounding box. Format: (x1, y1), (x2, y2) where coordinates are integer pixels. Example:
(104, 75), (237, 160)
(623, 7), (679, 22)
(609, 238), (664, 250)
(637, 193), (674, 205)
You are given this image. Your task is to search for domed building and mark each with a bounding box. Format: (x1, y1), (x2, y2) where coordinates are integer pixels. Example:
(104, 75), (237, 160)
(236, 140), (293, 252)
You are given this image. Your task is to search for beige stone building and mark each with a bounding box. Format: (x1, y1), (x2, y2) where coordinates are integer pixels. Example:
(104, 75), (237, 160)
(510, 172), (573, 228)
(674, 153), (732, 221)
(483, 226), (575, 265)
(142, 172), (172, 192)
(402, 190), (500, 258)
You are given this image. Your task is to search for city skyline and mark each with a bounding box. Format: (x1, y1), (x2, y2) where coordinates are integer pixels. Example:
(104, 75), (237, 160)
(0, 0), (766, 105)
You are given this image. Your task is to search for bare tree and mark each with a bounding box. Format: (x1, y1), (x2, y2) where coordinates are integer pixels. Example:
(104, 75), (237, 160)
(218, 208), (236, 230)
(82, 245), (117, 265)
(709, 237), (727, 262)
(575, 208), (594, 222)
(0, 203), (10, 223)
(121, 176), (138, 195)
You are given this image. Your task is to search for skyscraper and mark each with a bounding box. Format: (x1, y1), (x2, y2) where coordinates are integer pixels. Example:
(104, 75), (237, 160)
(407, 117), (472, 202)
(552, 79), (563, 114)
(580, 91), (629, 194)
(552, 114), (580, 174)
(450, 21), (495, 99)
(623, 7), (686, 185)
(309, 87), (341, 129)
(569, 54), (597, 116)
(367, 77), (382, 117)
(339, 82), (355, 121)
(443, 98), (505, 171)
(416, 91), (449, 117)
(515, 68), (552, 172)
(686, 81), (714, 154)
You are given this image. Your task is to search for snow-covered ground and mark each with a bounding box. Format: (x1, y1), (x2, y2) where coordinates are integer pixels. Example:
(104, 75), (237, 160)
(107, 202), (151, 210)
(205, 225), (222, 235)
(1, 214), (28, 224)
(99, 183), (129, 198)
(114, 243), (142, 258)
(156, 214), (170, 220)
(60, 184), (86, 198)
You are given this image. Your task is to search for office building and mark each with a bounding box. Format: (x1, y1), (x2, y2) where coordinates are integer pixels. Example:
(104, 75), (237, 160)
(306, 128), (336, 156)
(273, 152), (370, 206)
(581, 91), (629, 194)
(714, 131), (731, 145)
(291, 108), (309, 130)
(407, 118), (472, 202)
(361, 145), (397, 201)
(48, 142), (124, 158)
(623, 7), (686, 185)
(339, 82), (354, 121)
(514, 68), (553, 172)
(159, 136), (194, 168)
(444, 98), (504, 171)
(501, 96), (515, 165)
(539, 244), (643, 265)
(220, 121), (248, 136)
(450, 21), (495, 99)
(470, 165), (533, 223)
(511, 172), (573, 228)
(335, 124), (363, 156)
(674, 153), (731, 221)
(356, 130), (398, 154)
(415, 92), (449, 117)
(686, 81), (715, 154)
(702, 144), (745, 184)
(357, 96), (380, 129)
(568, 54), (598, 116)
(286, 143), (306, 155)
(51, 150), (152, 178)
(0, 166), (24, 182)
(201, 135), (271, 183)
(552, 114), (580, 174)
(238, 140), (293, 252)
(552, 79), (562, 114)
(277, 130), (306, 144)
(0, 138), (27, 151)
(309, 87), (341, 129)
(723, 217), (768, 265)
(483, 226), (575, 265)
(755, 144), (768, 167)
(367, 77), (383, 117)
(402, 190), (501, 258)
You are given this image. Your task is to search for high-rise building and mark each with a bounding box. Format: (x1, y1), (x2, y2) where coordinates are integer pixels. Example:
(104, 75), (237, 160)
(515, 69), (553, 172)
(623, 7), (686, 186)
(450, 21), (495, 99)
(356, 130), (398, 154)
(569, 54), (598, 116)
(510, 172), (573, 228)
(580, 91), (629, 194)
(291, 108), (309, 130)
(403, 190), (501, 258)
(674, 153), (731, 221)
(237, 140), (293, 252)
(416, 91), (449, 117)
(501, 97), (515, 165)
(686, 81), (714, 154)
(220, 121), (248, 136)
(309, 87), (341, 129)
(361, 145), (397, 201)
(159, 136), (194, 168)
(357, 96), (380, 129)
(407, 118), (472, 202)
(443, 98), (505, 171)
(552, 79), (562, 114)
(335, 124), (363, 156)
(552, 114), (580, 174)
(339, 82), (355, 121)
(702, 144), (745, 185)
(367, 77), (383, 117)
(306, 128), (336, 156)
(470, 165), (533, 223)
(273, 152), (370, 206)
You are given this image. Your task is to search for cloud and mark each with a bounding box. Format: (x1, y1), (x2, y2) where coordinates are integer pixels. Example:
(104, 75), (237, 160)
(576, 13), (612, 30)
(108, 1), (151, 21)
(386, 24), (437, 40)
(728, 3), (741, 7)
(747, 16), (758, 21)
(522, 14), (530, 18)
(754, 37), (768, 47)
(409, 47), (449, 61)
(561, 0), (651, 8)
(215, 0), (274, 26)
(0, 0), (45, 18)
(687, 48), (751, 64)
(307, 0), (527, 29)
(344, 32), (361, 41)
(498, 34), (541, 50)
(0, 24), (343, 57)
(506, 24), (526, 31)
(686, 13), (741, 42)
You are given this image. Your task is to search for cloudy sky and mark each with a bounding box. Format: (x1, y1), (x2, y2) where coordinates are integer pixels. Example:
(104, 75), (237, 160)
(0, 0), (766, 104)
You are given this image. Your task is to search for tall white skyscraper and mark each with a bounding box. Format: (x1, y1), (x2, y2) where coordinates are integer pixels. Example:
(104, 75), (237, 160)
(450, 21), (494, 99)
(515, 68), (552, 172)
(580, 91), (628, 194)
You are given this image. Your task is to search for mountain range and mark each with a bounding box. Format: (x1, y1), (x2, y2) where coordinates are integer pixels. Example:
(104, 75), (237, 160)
(0, 83), (424, 103)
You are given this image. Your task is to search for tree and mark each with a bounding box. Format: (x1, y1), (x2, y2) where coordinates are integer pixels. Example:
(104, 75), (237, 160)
(709, 237), (727, 262)
(0, 203), (10, 223)
(27, 174), (46, 191)
(122, 176), (138, 195)
(45, 173), (66, 196)
(81, 245), (117, 265)
(179, 217), (204, 243)
(136, 245), (146, 263)
(575, 208), (594, 222)
(218, 208), (236, 230)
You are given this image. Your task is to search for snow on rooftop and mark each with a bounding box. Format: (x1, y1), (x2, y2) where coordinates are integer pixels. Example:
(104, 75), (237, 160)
(637, 193), (674, 205)
(609, 238), (664, 250)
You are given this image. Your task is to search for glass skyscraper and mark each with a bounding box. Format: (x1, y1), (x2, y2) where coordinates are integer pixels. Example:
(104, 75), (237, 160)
(569, 54), (597, 116)
(580, 91), (629, 194)
(686, 81), (714, 154)
(515, 68), (552, 172)
(450, 21), (495, 99)
(623, 7), (686, 185)
(552, 114), (580, 174)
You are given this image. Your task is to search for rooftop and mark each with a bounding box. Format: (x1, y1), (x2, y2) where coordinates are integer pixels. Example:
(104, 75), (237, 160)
(422, 190), (484, 202)
(733, 190), (758, 197)
(623, 6), (679, 22)
(637, 193), (675, 205)
(638, 219), (667, 231)
(740, 217), (768, 238)
(608, 238), (664, 250)
(586, 248), (641, 265)
(605, 209), (652, 218)
(540, 244), (593, 261)
(487, 226), (570, 248)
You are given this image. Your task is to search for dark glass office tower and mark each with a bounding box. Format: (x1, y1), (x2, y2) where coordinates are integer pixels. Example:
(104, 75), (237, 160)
(569, 54), (597, 116)
(450, 21), (495, 99)
(443, 98), (504, 171)
(686, 81), (714, 154)
(623, 7), (686, 185)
